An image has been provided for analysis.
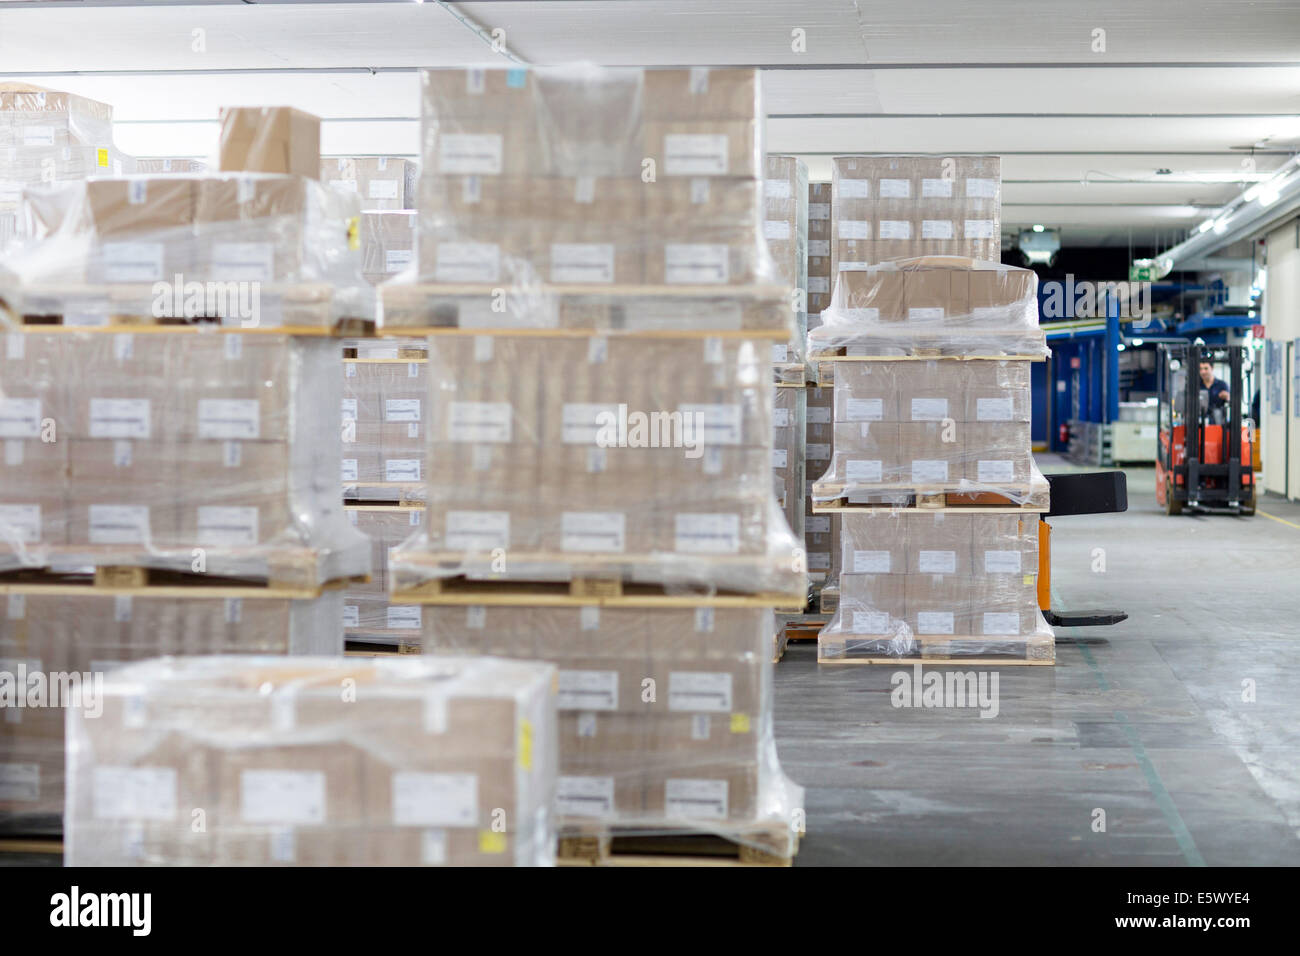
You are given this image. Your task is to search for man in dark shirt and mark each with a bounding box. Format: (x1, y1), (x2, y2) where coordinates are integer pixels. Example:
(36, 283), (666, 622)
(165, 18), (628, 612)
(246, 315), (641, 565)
(1198, 360), (1231, 411)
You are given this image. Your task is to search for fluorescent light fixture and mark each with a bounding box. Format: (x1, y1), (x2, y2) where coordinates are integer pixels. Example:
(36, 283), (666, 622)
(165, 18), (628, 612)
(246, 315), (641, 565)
(1213, 217), (1229, 234)
(1198, 219), (1215, 233)
(1117, 343), (1126, 351)
(1032, 224), (1045, 233)
(1131, 338), (1144, 347)
(1259, 184), (1281, 206)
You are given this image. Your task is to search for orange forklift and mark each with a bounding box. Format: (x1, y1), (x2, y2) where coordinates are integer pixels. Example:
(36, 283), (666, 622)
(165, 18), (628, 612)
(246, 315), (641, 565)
(1155, 342), (1255, 516)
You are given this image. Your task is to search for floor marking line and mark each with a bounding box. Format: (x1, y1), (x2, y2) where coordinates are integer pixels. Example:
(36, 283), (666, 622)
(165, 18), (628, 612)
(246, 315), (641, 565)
(1258, 509), (1300, 531)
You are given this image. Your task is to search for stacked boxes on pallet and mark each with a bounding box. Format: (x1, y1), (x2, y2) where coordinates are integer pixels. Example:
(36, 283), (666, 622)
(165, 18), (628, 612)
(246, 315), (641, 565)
(809, 154), (1051, 663)
(1, 107), (375, 839)
(773, 385), (806, 562)
(321, 156), (418, 286)
(764, 156), (808, 384)
(807, 182), (832, 319)
(65, 656), (558, 865)
(385, 66), (804, 858)
(805, 181), (835, 612)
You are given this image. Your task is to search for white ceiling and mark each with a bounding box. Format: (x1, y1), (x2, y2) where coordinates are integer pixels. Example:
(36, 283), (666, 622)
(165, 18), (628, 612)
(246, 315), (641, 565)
(2, 0), (1299, 249)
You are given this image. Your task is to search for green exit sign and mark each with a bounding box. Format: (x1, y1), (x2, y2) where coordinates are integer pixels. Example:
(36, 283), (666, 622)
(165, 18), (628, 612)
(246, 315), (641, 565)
(1129, 264), (1155, 282)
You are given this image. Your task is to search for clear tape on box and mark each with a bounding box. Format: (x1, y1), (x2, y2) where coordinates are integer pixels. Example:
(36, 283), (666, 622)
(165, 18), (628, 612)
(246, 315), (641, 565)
(0, 83), (136, 250)
(819, 512), (1053, 659)
(0, 332), (370, 584)
(63, 654), (557, 866)
(387, 336), (806, 597)
(0, 173), (374, 328)
(808, 257), (1047, 358)
(424, 606), (803, 854)
(810, 358), (1050, 506)
(378, 66), (794, 336)
(341, 352), (428, 501)
(765, 155), (808, 374)
(0, 592), (342, 833)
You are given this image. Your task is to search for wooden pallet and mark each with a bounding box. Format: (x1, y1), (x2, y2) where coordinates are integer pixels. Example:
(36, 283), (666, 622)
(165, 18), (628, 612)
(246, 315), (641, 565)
(774, 362), (809, 387)
(343, 484), (427, 508)
(0, 836), (63, 857)
(812, 482), (1048, 513)
(0, 562), (368, 599)
(772, 630), (788, 663)
(809, 350), (1048, 363)
(558, 824), (797, 868)
(391, 575), (805, 609)
(783, 620), (828, 642)
(342, 349), (427, 361)
(344, 638), (422, 657)
(378, 282), (792, 338)
(818, 634), (1056, 665)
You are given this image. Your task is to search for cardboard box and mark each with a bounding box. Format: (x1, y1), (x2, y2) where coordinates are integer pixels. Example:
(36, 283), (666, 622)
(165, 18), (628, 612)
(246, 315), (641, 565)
(415, 175), (534, 282)
(360, 211), (416, 281)
(964, 360), (1032, 422)
(66, 441), (179, 548)
(644, 120), (760, 179)
(840, 512), (908, 575)
(968, 266), (1035, 320)
(904, 573), (974, 637)
(970, 514), (1038, 577)
(896, 422), (958, 486)
(838, 573), (907, 632)
(174, 441), (294, 548)
(895, 359), (960, 423)
(81, 178), (196, 283)
(643, 68), (760, 121)
(905, 513), (973, 577)
(837, 269), (905, 321)
(545, 177), (645, 284)
(904, 268), (951, 323)
(557, 712), (645, 820)
(962, 423), (1032, 485)
(218, 107), (320, 179)
(321, 157), (416, 210)
(830, 422), (902, 487)
(834, 362), (899, 421)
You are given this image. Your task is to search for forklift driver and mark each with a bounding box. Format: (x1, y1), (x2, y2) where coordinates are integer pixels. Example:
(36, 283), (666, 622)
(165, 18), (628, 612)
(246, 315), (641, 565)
(1198, 359), (1231, 412)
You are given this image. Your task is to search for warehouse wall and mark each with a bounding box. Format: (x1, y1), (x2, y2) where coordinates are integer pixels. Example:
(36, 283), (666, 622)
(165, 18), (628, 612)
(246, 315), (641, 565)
(1263, 220), (1300, 499)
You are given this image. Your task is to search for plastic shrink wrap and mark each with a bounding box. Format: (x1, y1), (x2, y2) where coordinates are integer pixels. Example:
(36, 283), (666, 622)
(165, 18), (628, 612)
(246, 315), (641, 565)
(819, 512), (1052, 661)
(765, 155), (808, 380)
(1, 593), (343, 833)
(0, 173), (374, 330)
(321, 158), (417, 212)
(807, 181), (832, 318)
(424, 605), (802, 853)
(0, 332), (370, 585)
(773, 385), (806, 551)
(341, 340), (428, 501)
(379, 65), (793, 336)
(63, 654), (557, 865)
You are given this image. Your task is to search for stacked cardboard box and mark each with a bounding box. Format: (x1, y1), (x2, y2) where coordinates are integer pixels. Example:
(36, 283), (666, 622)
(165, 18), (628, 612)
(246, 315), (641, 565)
(0, 83), (134, 247)
(360, 211), (417, 284)
(829, 155), (1000, 276)
(764, 156), (808, 381)
(804, 384), (836, 603)
(0, 593), (342, 833)
(321, 157), (417, 211)
(343, 506), (425, 648)
(341, 343), (428, 500)
(773, 386), (806, 554)
(64, 655), (557, 865)
(807, 182), (832, 319)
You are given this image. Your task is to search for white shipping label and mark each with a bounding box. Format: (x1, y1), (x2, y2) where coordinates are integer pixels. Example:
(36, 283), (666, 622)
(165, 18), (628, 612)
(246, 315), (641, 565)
(921, 220), (954, 240)
(807, 442), (830, 461)
(561, 511), (626, 553)
(918, 550), (957, 574)
(977, 397), (1015, 421)
(764, 220), (792, 240)
(556, 776), (615, 818)
(773, 448), (788, 468)
(0, 505), (40, 544)
(368, 179), (400, 200)
(773, 407), (792, 431)
(663, 134), (730, 176)
(911, 460), (949, 483)
(22, 126), (56, 147)
(103, 242), (165, 282)
(385, 459), (421, 482)
(212, 242), (274, 281)
(385, 399), (421, 422)
(983, 612), (1022, 635)
(341, 460), (358, 482)
(917, 611), (955, 634)
(838, 179), (870, 198)
(839, 220), (870, 240)
(808, 277), (831, 298)
(984, 550), (1022, 573)
(679, 403), (743, 445)
(966, 178), (999, 198)
(921, 178), (954, 198)
(0, 763), (39, 802)
(435, 242), (500, 283)
(386, 605), (422, 630)
(421, 829), (448, 865)
(665, 779), (728, 820)
(385, 249), (413, 273)
(392, 772), (478, 827)
(908, 307), (945, 322)
(664, 243), (728, 284)
(765, 179), (793, 199)
(807, 407), (832, 424)
(674, 513), (740, 554)
(877, 220), (911, 240)
(854, 550), (892, 573)
(341, 604), (361, 629)
(5, 333), (24, 360)
(846, 397), (883, 421)
(93, 767), (177, 821)
(808, 240), (831, 257)
(88, 505), (150, 544)
(911, 397), (948, 421)
(557, 670), (620, 711)
(197, 506), (259, 547)
(0, 398), (41, 438)
(809, 202), (831, 220)
(977, 460), (1016, 483)
(445, 511), (510, 550)
(447, 401), (511, 443)
(562, 403), (620, 444)
(845, 459), (883, 483)
(197, 398), (260, 440)
(340, 398), (358, 422)
(806, 515), (831, 534)
(668, 672), (733, 713)
(551, 243), (616, 284)
(808, 551), (831, 570)
(878, 178), (911, 198)
(771, 342), (788, 363)
(240, 770), (326, 825)
(438, 133), (503, 175)
(329, 178), (358, 194)
(852, 611), (891, 634)
(0, 181), (25, 205)
(964, 219), (997, 239)
(89, 398), (150, 439)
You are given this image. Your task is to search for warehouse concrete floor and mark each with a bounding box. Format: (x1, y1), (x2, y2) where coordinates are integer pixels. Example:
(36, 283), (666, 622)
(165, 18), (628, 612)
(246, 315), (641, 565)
(774, 453), (1300, 866)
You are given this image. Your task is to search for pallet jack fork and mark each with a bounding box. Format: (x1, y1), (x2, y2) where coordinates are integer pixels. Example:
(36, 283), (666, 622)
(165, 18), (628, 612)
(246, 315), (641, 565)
(1038, 471), (1128, 628)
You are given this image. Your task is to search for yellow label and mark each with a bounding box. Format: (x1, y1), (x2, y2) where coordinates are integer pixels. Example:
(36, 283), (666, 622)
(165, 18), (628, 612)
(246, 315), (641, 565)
(730, 712), (751, 734)
(347, 216), (360, 250)
(478, 830), (507, 854)
(1023, 574), (1035, 587)
(519, 719), (533, 770)
(96, 148), (109, 168)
